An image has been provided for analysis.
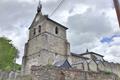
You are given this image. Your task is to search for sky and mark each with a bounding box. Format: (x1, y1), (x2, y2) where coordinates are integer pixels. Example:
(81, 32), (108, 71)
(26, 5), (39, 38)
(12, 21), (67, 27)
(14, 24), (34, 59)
(0, 0), (120, 64)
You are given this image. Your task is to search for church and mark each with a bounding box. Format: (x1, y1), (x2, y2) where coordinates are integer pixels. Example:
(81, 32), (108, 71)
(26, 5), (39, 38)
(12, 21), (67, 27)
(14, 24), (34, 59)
(22, 2), (120, 77)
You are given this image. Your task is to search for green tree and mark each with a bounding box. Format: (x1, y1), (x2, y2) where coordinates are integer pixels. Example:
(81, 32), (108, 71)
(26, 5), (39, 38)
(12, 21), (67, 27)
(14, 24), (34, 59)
(0, 37), (21, 71)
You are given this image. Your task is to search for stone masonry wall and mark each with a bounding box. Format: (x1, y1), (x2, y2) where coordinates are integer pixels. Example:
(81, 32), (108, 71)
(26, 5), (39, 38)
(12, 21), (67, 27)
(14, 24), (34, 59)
(0, 70), (20, 80)
(31, 66), (120, 80)
(103, 62), (120, 77)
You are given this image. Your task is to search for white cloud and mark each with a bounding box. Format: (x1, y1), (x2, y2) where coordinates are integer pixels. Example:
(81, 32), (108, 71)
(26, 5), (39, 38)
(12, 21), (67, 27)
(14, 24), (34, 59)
(0, 0), (120, 64)
(0, 0), (35, 64)
(91, 36), (120, 63)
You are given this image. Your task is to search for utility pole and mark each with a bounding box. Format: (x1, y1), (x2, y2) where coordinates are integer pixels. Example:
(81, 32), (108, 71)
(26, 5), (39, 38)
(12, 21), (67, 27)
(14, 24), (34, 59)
(113, 0), (120, 27)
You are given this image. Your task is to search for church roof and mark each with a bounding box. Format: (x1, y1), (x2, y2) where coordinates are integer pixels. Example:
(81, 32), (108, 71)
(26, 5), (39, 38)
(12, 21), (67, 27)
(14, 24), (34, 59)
(29, 14), (68, 30)
(71, 52), (89, 60)
(80, 52), (104, 57)
(59, 59), (71, 69)
(54, 59), (71, 69)
(44, 15), (68, 30)
(29, 2), (68, 30)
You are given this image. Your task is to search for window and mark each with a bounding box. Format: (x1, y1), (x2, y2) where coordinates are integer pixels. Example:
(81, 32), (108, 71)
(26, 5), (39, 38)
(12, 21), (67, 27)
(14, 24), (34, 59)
(38, 25), (41, 33)
(55, 27), (58, 34)
(33, 28), (36, 35)
(55, 53), (57, 56)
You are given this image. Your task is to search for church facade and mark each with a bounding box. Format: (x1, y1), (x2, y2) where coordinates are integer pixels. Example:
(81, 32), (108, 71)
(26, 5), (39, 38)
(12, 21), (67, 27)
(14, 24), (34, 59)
(22, 2), (120, 77)
(22, 2), (70, 74)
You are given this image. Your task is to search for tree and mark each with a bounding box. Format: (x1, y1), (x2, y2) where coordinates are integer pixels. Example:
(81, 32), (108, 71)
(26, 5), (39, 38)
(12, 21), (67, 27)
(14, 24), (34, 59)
(0, 37), (21, 71)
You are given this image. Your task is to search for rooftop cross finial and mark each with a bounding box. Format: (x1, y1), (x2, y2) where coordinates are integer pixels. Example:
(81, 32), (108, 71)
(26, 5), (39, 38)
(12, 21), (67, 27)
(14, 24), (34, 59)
(37, 0), (42, 13)
(86, 49), (89, 53)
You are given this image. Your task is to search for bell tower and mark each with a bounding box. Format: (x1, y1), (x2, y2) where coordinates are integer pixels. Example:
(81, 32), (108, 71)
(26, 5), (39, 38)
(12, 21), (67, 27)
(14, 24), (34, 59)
(22, 1), (70, 75)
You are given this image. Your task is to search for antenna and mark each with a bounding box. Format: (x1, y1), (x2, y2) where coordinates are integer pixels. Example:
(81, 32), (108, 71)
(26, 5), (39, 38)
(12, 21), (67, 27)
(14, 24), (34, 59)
(86, 49), (89, 53)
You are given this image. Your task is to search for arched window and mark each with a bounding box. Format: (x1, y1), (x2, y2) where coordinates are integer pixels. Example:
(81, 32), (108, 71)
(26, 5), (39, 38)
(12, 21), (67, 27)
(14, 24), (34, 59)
(55, 27), (58, 34)
(33, 28), (36, 35)
(55, 53), (57, 56)
(38, 25), (41, 33)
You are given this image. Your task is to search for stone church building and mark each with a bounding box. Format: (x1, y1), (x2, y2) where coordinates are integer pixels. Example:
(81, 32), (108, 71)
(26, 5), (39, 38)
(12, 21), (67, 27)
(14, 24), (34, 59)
(22, 2), (70, 74)
(22, 2), (120, 77)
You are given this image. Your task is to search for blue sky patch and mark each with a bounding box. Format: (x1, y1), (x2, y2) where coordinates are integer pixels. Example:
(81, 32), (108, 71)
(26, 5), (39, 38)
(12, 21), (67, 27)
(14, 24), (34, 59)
(101, 37), (112, 43)
(100, 34), (120, 43)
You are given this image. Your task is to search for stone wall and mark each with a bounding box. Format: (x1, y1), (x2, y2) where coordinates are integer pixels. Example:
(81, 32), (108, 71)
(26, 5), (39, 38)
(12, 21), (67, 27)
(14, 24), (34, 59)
(88, 60), (120, 77)
(31, 66), (120, 80)
(23, 49), (66, 75)
(72, 57), (120, 78)
(0, 70), (20, 80)
(103, 62), (120, 77)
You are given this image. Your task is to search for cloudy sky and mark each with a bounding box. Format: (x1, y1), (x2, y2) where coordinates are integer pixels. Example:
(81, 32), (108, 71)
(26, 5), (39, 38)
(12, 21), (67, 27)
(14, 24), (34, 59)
(0, 0), (120, 64)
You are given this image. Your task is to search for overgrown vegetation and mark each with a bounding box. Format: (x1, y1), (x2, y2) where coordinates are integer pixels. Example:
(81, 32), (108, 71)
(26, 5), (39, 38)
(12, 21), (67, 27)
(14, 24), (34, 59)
(0, 37), (21, 71)
(104, 71), (112, 74)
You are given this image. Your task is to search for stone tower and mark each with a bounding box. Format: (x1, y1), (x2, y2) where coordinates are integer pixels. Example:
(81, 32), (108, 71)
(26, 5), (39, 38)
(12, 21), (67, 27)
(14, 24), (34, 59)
(22, 2), (70, 75)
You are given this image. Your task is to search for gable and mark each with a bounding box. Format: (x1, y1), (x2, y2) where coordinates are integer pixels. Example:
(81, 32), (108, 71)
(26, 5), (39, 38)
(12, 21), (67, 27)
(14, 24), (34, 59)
(46, 17), (68, 30)
(29, 13), (46, 29)
(29, 13), (68, 30)
(59, 59), (71, 69)
(54, 59), (71, 69)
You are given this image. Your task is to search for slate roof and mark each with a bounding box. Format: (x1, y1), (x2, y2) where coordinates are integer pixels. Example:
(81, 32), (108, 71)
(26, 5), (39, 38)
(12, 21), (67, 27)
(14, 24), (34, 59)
(71, 52), (89, 60)
(54, 59), (71, 69)
(29, 14), (68, 30)
(59, 59), (71, 69)
(44, 15), (68, 30)
(80, 52), (104, 57)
